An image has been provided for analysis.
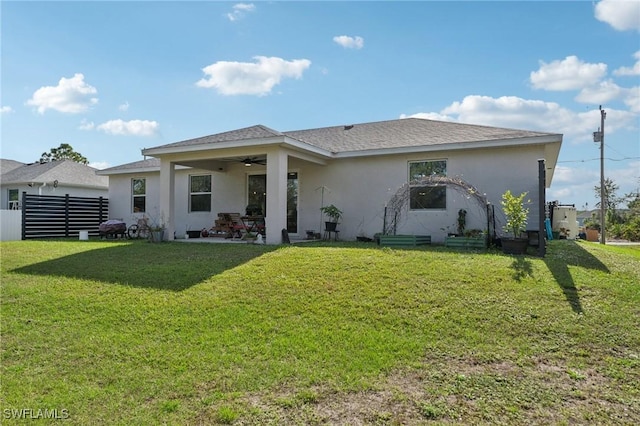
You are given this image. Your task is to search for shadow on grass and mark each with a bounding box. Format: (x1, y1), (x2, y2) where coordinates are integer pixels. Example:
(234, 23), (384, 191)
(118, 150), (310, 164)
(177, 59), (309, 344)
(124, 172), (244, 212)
(542, 240), (610, 314)
(511, 256), (534, 282)
(12, 241), (275, 291)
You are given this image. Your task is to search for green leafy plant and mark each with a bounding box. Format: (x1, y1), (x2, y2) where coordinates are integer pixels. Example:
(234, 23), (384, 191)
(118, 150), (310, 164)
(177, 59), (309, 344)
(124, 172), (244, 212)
(320, 204), (343, 223)
(501, 190), (529, 239)
(463, 228), (483, 238)
(584, 218), (601, 231)
(457, 209), (467, 236)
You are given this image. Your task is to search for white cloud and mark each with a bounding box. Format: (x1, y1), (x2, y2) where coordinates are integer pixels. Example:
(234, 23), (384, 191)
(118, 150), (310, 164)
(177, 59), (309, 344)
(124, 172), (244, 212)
(614, 50), (640, 76)
(0, 106), (14, 114)
(595, 0), (640, 32)
(530, 56), (607, 91)
(399, 112), (454, 122)
(226, 3), (255, 21)
(402, 95), (637, 141)
(96, 119), (159, 136)
(575, 80), (624, 104)
(624, 86), (640, 112)
(196, 56), (311, 96)
(333, 35), (364, 49)
(78, 119), (95, 131)
(89, 161), (111, 170)
(26, 73), (98, 114)
(118, 101), (130, 112)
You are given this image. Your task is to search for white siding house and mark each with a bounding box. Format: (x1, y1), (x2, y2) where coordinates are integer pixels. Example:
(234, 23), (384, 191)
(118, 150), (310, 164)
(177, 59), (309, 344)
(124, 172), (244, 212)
(98, 118), (562, 244)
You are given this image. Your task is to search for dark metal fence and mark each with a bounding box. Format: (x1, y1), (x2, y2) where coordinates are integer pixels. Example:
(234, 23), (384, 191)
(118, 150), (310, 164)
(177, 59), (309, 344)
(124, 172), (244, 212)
(21, 193), (108, 239)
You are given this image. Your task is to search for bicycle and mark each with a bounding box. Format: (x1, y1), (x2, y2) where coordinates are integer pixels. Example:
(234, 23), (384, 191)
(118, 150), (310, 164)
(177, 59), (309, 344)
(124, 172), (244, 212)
(127, 217), (150, 239)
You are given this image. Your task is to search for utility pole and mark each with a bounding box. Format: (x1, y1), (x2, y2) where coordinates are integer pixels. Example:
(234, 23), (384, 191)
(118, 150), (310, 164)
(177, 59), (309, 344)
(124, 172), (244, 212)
(593, 105), (606, 245)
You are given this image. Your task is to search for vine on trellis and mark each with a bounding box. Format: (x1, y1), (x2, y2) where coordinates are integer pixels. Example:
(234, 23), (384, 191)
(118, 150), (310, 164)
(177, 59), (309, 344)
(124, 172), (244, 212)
(383, 175), (491, 236)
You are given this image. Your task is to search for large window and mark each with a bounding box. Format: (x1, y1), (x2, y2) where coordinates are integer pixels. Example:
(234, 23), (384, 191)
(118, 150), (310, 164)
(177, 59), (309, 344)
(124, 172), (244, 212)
(132, 178), (146, 213)
(409, 160), (447, 210)
(190, 175), (212, 212)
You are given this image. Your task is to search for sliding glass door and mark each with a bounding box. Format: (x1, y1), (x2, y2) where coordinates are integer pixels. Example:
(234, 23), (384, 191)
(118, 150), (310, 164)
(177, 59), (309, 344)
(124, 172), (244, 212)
(247, 173), (298, 233)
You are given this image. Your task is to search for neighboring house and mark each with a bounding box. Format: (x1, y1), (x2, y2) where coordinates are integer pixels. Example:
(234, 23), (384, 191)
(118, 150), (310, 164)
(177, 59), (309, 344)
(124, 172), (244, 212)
(98, 118), (563, 244)
(1, 159), (109, 210)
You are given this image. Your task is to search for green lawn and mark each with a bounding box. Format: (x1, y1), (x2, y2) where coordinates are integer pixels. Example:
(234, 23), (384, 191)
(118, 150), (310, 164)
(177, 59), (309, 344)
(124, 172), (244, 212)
(1, 239), (639, 424)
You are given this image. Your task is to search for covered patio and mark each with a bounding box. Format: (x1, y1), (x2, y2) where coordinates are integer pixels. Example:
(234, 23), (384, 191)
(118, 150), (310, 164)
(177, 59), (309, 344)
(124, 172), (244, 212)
(141, 125), (331, 245)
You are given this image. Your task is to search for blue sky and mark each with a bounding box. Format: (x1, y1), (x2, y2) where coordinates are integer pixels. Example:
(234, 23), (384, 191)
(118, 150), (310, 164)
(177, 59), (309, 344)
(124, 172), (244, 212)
(1, 0), (639, 210)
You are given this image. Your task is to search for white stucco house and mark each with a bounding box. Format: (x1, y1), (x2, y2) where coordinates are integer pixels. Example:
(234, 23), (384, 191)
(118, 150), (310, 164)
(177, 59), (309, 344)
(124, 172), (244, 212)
(98, 118), (562, 244)
(1, 159), (109, 210)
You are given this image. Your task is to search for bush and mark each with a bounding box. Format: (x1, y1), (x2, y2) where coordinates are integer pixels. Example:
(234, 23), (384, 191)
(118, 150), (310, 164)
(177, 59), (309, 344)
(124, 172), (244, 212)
(621, 216), (640, 241)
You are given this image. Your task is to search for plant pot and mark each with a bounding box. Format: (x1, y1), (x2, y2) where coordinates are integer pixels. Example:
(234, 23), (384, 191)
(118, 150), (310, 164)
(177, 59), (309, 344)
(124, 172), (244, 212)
(150, 230), (164, 243)
(585, 229), (599, 242)
(501, 237), (528, 255)
(186, 230), (201, 239)
(325, 221), (338, 232)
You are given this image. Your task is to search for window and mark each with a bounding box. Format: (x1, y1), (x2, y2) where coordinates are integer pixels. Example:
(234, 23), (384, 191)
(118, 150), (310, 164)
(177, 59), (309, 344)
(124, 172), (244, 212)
(8, 189), (19, 210)
(190, 175), (211, 212)
(409, 160), (447, 210)
(132, 178), (146, 213)
(247, 174), (266, 217)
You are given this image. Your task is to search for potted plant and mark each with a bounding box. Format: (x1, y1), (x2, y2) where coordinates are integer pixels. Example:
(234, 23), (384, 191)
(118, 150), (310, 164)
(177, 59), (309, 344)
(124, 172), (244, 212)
(320, 204), (343, 232)
(146, 214), (165, 243)
(500, 190), (530, 254)
(584, 219), (600, 242)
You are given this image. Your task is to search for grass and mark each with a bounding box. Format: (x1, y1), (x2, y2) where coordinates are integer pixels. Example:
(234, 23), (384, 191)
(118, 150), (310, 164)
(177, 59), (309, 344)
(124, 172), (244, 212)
(1, 239), (639, 424)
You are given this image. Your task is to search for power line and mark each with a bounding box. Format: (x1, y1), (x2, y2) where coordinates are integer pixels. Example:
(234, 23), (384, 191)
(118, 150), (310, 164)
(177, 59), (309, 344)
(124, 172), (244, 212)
(557, 156), (640, 163)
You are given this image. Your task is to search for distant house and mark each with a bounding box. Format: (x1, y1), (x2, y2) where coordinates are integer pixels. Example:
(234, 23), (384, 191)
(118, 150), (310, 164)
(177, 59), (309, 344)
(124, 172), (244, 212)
(1, 159), (109, 210)
(98, 118), (563, 244)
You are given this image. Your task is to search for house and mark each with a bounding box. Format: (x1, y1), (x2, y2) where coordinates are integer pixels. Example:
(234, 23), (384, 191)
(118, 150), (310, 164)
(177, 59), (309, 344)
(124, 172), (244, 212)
(98, 118), (563, 244)
(1, 159), (109, 210)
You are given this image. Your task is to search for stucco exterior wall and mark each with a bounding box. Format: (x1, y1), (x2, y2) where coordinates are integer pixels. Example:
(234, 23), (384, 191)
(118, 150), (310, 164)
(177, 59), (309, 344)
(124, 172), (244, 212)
(295, 144), (545, 243)
(107, 143), (546, 242)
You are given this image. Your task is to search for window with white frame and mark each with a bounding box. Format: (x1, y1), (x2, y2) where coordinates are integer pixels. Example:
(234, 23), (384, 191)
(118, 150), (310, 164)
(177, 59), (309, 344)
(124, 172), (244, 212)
(409, 160), (447, 210)
(8, 189), (19, 210)
(190, 174), (211, 212)
(132, 178), (146, 213)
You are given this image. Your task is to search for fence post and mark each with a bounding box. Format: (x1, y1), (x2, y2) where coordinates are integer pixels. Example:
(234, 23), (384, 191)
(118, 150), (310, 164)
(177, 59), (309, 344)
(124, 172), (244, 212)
(65, 194), (70, 237)
(99, 196), (105, 224)
(21, 191), (27, 240)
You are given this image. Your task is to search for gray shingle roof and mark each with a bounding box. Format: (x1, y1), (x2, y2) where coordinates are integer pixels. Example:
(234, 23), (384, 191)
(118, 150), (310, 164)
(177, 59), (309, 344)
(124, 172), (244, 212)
(283, 118), (558, 153)
(97, 158), (160, 174)
(0, 159), (26, 175)
(155, 125), (283, 150)
(145, 118), (560, 155)
(0, 160), (108, 188)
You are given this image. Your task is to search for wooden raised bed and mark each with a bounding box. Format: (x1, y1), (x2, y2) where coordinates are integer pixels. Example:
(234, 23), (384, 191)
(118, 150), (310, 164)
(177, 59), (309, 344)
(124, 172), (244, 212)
(445, 236), (486, 249)
(379, 235), (431, 247)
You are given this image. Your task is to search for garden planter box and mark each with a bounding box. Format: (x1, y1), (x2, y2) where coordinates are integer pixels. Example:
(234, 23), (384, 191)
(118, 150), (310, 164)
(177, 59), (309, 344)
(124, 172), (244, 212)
(586, 229), (599, 242)
(379, 235), (431, 247)
(445, 236), (486, 249)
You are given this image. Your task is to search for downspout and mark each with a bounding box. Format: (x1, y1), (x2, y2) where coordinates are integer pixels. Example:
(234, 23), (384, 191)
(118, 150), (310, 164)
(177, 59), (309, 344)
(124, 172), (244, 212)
(38, 182), (47, 195)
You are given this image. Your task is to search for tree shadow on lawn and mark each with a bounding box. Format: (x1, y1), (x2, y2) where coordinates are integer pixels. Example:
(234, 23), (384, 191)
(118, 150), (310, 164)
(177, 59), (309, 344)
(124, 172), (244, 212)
(12, 241), (275, 291)
(540, 240), (610, 314)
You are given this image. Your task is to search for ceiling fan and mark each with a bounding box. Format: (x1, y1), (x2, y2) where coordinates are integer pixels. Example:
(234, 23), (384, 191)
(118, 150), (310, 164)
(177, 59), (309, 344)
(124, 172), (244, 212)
(238, 157), (266, 166)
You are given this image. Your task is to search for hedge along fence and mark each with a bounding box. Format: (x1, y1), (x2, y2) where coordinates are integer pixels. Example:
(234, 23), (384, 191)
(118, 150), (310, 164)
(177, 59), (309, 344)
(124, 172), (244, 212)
(21, 193), (109, 239)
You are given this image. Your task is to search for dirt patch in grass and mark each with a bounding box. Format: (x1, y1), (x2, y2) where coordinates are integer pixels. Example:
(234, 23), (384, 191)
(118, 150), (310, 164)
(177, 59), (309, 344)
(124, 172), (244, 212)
(221, 354), (639, 425)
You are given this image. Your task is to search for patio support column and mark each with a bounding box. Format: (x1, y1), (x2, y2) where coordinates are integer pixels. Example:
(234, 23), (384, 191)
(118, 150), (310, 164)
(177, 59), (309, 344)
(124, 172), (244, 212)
(265, 149), (288, 244)
(159, 159), (175, 241)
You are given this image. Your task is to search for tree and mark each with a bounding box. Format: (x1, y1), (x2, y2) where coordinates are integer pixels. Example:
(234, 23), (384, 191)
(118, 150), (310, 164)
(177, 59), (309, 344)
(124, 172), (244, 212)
(594, 177), (622, 210)
(39, 143), (88, 164)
